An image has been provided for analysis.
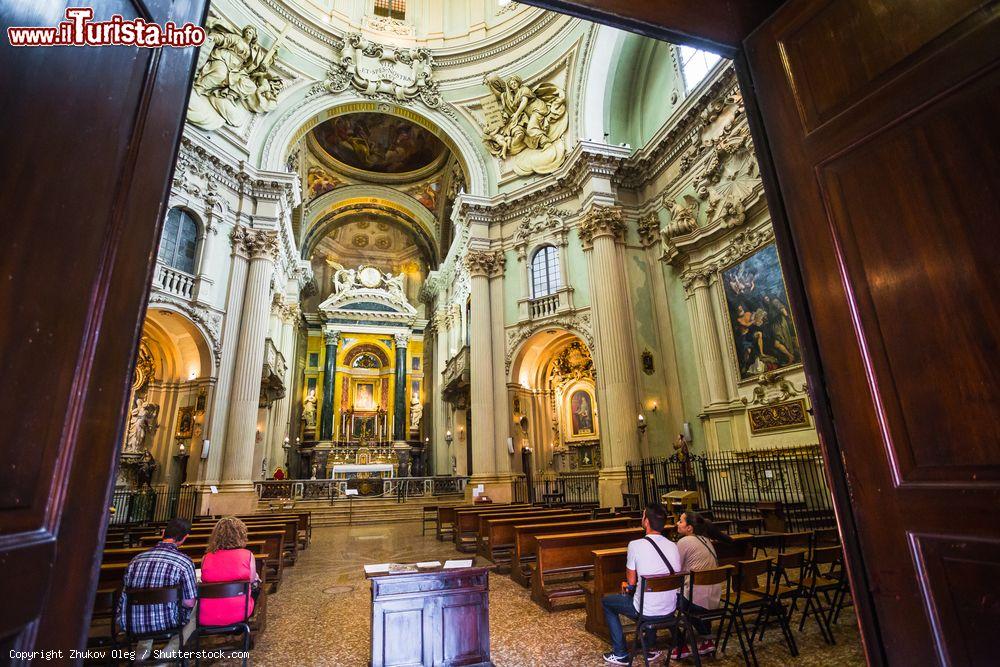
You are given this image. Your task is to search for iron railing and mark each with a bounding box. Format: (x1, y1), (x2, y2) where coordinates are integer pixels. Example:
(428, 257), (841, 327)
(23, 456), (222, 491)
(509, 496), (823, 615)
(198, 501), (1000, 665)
(253, 476), (469, 502)
(512, 472), (599, 506)
(625, 447), (836, 531)
(108, 485), (196, 525)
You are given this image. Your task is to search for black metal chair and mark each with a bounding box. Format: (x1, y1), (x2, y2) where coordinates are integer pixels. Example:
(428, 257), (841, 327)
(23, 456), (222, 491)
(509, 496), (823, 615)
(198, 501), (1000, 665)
(119, 584), (188, 665)
(719, 558), (773, 667)
(797, 545), (845, 644)
(679, 565), (743, 662)
(632, 572), (699, 667)
(188, 581), (252, 667)
(748, 550), (806, 657)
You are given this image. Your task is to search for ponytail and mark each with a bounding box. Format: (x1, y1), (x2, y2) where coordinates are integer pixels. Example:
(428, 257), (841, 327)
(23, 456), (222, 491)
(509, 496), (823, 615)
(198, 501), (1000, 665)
(684, 511), (734, 544)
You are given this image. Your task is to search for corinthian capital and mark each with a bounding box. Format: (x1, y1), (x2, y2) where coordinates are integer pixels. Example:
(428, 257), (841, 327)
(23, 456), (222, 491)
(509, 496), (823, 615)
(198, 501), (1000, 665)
(578, 205), (626, 248)
(230, 225), (251, 257)
(464, 249), (504, 278)
(246, 229), (280, 261)
(394, 331), (411, 348)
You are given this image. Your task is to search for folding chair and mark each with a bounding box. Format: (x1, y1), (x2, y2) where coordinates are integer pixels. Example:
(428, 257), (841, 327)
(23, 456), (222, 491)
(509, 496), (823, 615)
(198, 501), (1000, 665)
(749, 550), (805, 657)
(632, 572), (699, 667)
(679, 566), (741, 662)
(119, 585), (187, 665)
(798, 545), (845, 644)
(720, 558), (773, 667)
(188, 581), (252, 667)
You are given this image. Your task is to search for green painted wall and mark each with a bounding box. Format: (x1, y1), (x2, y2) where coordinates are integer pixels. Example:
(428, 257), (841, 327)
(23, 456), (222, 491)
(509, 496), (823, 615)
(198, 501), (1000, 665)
(504, 249), (521, 325)
(607, 36), (683, 149)
(565, 234), (590, 307)
(663, 265), (706, 449)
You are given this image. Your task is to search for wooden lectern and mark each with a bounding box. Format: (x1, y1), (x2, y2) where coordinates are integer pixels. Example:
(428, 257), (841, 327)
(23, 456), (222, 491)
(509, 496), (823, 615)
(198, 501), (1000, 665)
(367, 565), (492, 667)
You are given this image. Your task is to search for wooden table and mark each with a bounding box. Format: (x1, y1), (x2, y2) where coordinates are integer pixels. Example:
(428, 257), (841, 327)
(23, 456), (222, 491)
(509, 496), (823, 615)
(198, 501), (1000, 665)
(366, 565), (492, 667)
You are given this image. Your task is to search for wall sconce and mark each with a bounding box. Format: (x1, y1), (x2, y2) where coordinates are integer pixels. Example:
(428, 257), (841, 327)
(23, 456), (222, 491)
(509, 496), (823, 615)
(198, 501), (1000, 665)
(445, 430), (453, 445)
(649, 401), (659, 412)
(637, 414), (648, 434)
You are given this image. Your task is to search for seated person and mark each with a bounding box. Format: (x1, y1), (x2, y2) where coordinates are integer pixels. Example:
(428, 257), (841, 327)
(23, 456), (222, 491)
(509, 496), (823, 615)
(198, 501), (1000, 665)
(672, 510), (733, 659)
(118, 518), (197, 662)
(602, 504), (681, 665)
(199, 516), (260, 626)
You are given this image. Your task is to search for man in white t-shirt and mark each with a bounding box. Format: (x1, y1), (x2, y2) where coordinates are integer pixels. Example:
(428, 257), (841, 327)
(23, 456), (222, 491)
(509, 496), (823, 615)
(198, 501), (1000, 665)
(602, 504), (682, 665)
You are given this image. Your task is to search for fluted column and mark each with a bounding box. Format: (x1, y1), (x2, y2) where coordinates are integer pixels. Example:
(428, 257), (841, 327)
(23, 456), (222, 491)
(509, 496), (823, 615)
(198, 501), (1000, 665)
(393, 331), (410, 442)
(580, 206), (641, 505)
(465, 250), (502, 479)
(221, 229), (278, 486)
(203, 226), (250, 485)
(685, 271), (729, 405)
(319, 329), (340, 441)
(488, 255), (511, 476)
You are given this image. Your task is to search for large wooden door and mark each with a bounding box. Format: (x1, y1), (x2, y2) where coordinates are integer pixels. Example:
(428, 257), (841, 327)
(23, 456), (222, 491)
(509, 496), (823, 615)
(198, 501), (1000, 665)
(742, 2), (1000, 663)
(0, 0), (207, 654)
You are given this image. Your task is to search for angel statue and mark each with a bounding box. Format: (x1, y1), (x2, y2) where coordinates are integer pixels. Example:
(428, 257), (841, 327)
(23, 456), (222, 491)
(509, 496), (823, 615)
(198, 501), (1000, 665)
(332, 267), (357, 294)
(187, 20), (286, 131)
(409, 394), (423, 432)
(124, 397), (160, 454)
(482, 73), (568, 176)
(663, 195), (700, 238)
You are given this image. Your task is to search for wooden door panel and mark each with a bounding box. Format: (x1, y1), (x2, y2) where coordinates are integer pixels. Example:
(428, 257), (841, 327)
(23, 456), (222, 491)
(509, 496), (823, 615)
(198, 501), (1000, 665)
(776, 0), (987, 131)
(0, 0), (207, 652)
(817, 72), (1000, 483)
(913, 535), (1000, 665)
(746, 0), (1000, 662)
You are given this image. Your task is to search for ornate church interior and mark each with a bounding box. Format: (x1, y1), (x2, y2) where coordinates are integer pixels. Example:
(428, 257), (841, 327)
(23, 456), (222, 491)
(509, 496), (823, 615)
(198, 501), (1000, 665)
(3, 1), (996, 666)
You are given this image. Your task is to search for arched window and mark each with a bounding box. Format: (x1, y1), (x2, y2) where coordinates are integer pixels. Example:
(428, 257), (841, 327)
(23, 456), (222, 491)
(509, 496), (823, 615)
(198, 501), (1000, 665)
(373, 0), (405, 20)
(678, 46), (721, 93)
(530, 246), (561, 298)
(158, 207), (199, 274)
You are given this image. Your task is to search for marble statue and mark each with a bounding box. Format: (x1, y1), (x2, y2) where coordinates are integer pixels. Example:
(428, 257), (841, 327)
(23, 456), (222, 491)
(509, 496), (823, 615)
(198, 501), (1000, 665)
(302, 389), (317, 428)
(483, 73), (568, 176)
(187, 20), (285, 131)
(136, 450), (158, 489)
(409, 394), (423, 431)
(124, 396), (160, 454)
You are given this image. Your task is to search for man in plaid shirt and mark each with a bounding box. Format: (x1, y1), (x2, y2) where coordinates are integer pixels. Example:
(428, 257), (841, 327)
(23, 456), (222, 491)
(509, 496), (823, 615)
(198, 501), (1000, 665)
(118, 518), (198, 661)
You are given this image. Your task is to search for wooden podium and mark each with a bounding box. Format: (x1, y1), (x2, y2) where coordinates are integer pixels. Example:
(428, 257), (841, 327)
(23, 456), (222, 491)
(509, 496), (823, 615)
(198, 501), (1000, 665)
(367, 565), (492, 667)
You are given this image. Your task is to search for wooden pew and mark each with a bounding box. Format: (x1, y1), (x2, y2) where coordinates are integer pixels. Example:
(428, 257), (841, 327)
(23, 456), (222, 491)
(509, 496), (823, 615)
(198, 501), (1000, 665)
(452, 506), (544, 551)
(530, 527), (644, 611)
(198, 511), (312, 550)
(474, 510), (577, 558)
(188, 518), (298, 565)
(716, 534), (754, 565)
(478, 512), (589, 565)
(583, 547), (628, 640)
(191, 514), (303, 565)
(510, 517), (640, 588)
(103, 540), (266, 565)
(139, 530), (286, 591)
(435, 503), (529, 541)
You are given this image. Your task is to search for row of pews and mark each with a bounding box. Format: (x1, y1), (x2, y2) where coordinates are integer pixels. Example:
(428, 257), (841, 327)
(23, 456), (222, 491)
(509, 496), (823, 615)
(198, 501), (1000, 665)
(91, 511), (311, 655)
(436, 502), (848, 655)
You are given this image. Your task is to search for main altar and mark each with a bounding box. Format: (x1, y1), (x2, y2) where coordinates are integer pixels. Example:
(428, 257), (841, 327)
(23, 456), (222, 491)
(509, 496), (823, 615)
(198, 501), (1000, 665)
(296, 265), (428, 480)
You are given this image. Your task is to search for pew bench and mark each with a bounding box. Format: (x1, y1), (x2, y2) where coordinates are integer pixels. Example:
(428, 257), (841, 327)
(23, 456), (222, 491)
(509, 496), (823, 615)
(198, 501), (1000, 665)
(530, 527), (644, 611)
(477, 512), (589, 567)
(510, 517), (640, 588)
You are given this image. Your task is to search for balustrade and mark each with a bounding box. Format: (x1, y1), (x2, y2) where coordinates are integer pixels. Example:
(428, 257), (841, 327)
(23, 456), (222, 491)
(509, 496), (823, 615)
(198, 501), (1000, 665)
(253, 476), (469, 501)
(528, 293), (560, 319)
(155, 263), (196, 300)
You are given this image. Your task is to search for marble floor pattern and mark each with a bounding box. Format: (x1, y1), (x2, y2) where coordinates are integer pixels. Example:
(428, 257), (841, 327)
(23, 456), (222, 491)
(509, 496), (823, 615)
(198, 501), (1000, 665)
(238, 522), (865, 667)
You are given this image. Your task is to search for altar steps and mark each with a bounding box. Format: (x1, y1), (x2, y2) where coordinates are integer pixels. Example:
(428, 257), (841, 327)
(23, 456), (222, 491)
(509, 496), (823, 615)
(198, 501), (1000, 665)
(262, 495), (466, 527)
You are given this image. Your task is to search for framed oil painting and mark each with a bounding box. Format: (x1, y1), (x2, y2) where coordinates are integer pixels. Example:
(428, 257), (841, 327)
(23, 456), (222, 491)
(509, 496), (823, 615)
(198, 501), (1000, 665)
(176, 406), (194, 438)
(353, 381), (376, 411)
(721, 244), (803, 381)
(564, 386), (598, 442)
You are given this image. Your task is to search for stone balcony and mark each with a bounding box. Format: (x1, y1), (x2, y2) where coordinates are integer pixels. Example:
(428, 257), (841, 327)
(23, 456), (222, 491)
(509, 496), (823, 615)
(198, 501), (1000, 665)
(260, 337), (287, 407)
(154, 262), (196, 300)
(442, 345), (470, 405)
(517, 286), (575, 323)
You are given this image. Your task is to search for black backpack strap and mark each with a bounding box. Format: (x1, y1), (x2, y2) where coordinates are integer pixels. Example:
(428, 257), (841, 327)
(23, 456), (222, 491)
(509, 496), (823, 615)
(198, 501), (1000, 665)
(643, 536), (676, 574)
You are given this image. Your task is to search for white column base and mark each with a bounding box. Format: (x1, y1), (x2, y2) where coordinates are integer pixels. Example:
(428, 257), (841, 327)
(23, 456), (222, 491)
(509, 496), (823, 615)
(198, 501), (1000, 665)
(197, 483), (258, 516)
(466, 473), (517, 504)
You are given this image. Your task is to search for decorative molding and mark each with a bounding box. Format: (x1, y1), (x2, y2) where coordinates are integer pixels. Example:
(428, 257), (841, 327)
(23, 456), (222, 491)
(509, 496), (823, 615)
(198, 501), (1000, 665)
(636, 212), (661, 248)
(146, 293), (223, 367)
(748, 399), (810, 434)
(481, 73), (568, 176)
(578, 205), (625, 249)
(741, 371), (808, 407)
(504, 312), (593, 374)
(323, 32), (441, 109)
(514, 204), (570, 258)
(464, 249), (505, 278)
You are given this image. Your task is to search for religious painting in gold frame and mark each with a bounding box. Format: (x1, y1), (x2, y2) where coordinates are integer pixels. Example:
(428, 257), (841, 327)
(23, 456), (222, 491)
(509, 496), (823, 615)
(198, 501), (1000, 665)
(352, 380), (377, 412)
(562, 384), (599, 442)
(175, 406), (194, 438)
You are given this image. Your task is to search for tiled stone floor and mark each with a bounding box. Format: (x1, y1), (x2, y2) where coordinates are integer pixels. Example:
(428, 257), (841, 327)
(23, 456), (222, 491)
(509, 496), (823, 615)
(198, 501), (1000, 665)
(245, 522), (865, 666)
